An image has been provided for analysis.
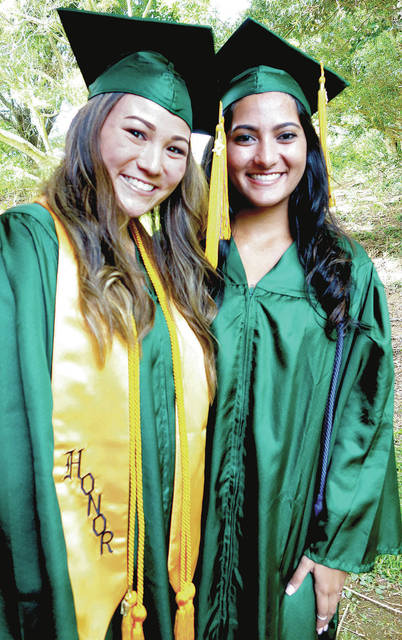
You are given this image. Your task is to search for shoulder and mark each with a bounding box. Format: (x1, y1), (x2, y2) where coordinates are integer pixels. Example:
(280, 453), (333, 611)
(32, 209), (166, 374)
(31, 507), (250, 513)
(0, 203), (58, 265)
(1, 202), (57, 245)
(0, 203), (59, 282)
(336, 235), (378, 284)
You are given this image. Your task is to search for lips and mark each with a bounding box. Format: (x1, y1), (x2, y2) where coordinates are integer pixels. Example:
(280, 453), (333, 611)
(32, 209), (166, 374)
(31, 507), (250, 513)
(122, 174), (156, 192)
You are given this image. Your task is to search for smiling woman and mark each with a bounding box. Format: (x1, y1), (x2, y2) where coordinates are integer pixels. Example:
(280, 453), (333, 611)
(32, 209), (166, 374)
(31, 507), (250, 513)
(196, 18), (401, 640)
(0, 8), (219, 640)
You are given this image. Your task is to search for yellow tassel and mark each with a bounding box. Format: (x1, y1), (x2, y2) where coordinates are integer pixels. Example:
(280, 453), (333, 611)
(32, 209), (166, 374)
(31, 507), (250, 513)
(318, 62), (335, 208)
(174, 582), (196, 640)
(131, 603), (147, 640)
(205, 101), (231, 269)
(121, 592), (147, 640)
(121, 591), (137, 640)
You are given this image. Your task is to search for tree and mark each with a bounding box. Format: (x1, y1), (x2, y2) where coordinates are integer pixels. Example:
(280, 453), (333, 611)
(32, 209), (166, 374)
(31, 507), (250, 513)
(244, 0), (400, 149)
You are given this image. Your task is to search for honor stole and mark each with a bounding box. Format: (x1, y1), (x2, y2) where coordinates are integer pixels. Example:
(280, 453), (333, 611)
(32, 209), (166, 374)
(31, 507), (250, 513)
(49, 210), (208, 639)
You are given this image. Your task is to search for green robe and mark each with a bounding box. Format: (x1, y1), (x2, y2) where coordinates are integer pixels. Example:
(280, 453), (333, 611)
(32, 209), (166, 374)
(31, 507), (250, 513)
(0, 204), (178, 639)
(196, 238), (401, 640)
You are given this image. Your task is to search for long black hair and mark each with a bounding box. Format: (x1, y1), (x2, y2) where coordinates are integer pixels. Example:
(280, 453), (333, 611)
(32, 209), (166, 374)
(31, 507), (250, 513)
(288, 99), (352, 336)
(206, 97), (353, 337)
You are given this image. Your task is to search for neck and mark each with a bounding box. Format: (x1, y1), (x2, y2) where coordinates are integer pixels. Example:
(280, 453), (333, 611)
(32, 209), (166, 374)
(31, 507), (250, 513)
(232, 202), (292, 248)
(231, 201), (294, 286)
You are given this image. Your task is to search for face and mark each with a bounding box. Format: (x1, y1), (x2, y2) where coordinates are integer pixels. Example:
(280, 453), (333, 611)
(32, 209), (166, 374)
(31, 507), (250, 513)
(227, 92), (307, 212)
(100, 94), (190, 218)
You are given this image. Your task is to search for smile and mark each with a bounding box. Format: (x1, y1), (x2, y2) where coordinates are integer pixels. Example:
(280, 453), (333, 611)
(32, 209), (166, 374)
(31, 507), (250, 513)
(122, 175), (156, 192)
(247, 172), (284, 183)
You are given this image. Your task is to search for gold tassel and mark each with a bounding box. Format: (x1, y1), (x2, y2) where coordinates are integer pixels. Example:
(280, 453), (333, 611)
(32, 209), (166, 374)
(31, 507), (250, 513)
(131, 603), (147, 640)
(121, 590), (147, 639)
(174, 582), (196, 640)
(205, 101), (231, 269)
(121, 591), (144, 640)
(318, 62), (335, 207)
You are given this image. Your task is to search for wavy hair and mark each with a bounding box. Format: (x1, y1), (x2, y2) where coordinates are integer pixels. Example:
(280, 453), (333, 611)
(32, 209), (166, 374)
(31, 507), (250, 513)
(44, 92), (217, 397)
(207, 98), (353, 337)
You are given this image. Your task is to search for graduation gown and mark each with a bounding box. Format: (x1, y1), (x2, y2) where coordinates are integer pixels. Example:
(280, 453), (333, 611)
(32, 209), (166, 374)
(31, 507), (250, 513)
(196, 238), (401, 640)
(0, 203), (208, 640)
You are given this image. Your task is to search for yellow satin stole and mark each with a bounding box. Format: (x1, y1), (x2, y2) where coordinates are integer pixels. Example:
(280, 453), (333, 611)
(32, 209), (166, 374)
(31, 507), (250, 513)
(48, 209), (208, 639)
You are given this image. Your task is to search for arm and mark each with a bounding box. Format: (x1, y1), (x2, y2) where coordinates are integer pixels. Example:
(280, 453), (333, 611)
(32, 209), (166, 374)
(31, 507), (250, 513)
(286, 252), (400, 631)
(0, 208), (58, 637)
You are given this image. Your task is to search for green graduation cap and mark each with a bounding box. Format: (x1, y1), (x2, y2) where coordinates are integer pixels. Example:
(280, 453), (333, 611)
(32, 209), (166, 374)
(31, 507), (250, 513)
(217, 18), (348, 115)
(57, 8), (218, 133)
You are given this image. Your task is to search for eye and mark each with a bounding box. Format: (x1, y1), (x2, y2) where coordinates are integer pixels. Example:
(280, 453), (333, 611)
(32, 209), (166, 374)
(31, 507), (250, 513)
(167, 145), (187, 156)
(129, 129), (146, 140)
(233, 133), (255, 144)
(277, 132), (297, 142)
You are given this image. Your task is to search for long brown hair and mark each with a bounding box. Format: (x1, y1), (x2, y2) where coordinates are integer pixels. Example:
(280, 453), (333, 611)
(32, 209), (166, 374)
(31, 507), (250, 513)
(44, 92), (217, 397)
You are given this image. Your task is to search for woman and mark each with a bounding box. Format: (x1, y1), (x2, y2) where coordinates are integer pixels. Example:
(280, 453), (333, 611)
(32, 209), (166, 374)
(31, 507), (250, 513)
(196, 18), (401, 640)
(0, 8), (219, 640)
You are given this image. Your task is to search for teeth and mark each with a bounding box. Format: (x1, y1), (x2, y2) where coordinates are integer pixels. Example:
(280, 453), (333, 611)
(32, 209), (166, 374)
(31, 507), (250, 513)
(249, 173), (282, 182)
(123, 175), (155, 192)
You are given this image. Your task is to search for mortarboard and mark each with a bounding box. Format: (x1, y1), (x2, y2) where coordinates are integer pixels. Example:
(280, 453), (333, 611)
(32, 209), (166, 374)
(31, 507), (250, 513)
(216, 17), (348, 115)
(57, 8), (218, 133)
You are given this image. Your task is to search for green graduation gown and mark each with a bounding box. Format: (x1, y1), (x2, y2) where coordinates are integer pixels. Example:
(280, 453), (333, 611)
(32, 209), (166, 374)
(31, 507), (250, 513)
(196, 238), (401, 640)
(0, 204), (179, 639)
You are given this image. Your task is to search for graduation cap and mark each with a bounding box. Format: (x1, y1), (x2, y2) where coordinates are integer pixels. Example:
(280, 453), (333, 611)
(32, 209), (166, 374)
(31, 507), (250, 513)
(217, 18), (348, 115)
(205, 19), (349, 267)
(57, 8), (218, 133)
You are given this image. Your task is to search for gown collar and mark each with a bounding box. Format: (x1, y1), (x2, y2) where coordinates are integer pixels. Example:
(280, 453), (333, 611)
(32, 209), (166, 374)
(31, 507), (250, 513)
(222, 237), (307, 297)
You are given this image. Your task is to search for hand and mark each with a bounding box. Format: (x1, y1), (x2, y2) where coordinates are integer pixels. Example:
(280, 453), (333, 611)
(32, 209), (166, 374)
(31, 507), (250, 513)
(285, 555), (347, 635)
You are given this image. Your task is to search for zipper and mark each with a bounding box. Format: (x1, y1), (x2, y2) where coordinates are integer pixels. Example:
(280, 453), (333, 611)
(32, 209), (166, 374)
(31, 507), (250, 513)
(217, 285), (255, 631)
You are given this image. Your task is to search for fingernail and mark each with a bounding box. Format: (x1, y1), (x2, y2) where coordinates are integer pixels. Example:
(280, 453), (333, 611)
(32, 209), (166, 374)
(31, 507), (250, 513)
(285, 583), (295, 596)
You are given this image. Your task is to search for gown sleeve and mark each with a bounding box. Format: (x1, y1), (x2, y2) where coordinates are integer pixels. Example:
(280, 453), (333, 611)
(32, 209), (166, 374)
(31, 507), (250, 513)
(306, 247), (401, 573)
(0, 207), (76, 638)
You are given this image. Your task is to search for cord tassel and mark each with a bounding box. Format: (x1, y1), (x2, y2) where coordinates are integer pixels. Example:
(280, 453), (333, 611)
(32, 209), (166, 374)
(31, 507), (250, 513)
(122, 591), (147, 640)
(318, 62), (335, 208)
(174, 582), (196, 640)
(131, 222), (196, 639)
(205, 101), (231, 269)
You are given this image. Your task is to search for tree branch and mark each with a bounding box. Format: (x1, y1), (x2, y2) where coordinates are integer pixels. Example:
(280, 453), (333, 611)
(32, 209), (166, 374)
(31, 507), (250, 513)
(29, 104), (51, 153)
(0, 127), (50, 165)
(142, 0), (153, 18)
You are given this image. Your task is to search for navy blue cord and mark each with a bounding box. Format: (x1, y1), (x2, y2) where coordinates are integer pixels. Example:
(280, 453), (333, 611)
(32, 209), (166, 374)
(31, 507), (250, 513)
(314, 322), (345, 517)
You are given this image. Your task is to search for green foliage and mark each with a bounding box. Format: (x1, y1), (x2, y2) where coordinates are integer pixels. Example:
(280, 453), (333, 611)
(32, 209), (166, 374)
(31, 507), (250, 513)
(245, 0), (400, 146)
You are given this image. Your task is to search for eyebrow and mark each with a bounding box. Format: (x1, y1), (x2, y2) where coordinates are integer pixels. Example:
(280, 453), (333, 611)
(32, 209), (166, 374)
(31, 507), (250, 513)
(171, 135), (190, 146)
(124, 115), (155, 130)
(231, 121), (302, 133)
(124, 115), (190, 146)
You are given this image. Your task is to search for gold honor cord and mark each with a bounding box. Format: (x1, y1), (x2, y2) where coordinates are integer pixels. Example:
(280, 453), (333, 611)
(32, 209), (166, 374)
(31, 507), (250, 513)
(121, 317), (147, 640)
(318, 62), (336, 208)
(130, 221), (196, 640)
(205, 101), (231, 269)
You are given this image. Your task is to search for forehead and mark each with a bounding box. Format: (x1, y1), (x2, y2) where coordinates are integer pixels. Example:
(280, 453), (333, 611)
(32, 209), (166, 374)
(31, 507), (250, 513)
(106, 93), (191, 138)
(231, 91), (300, 125)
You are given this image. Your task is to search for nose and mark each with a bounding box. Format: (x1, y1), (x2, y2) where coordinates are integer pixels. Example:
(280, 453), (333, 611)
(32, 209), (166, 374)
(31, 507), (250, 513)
(137, 142), (163, 176)
(254, 139), (278, 168)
